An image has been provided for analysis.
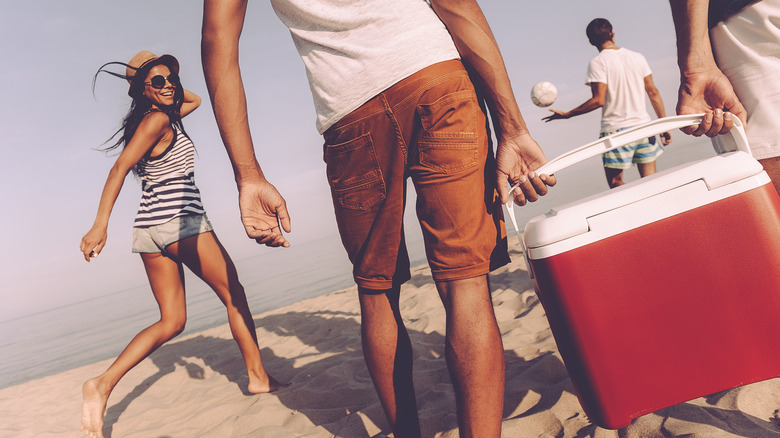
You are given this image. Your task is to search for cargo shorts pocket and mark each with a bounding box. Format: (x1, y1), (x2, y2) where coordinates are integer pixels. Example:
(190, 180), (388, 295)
(324, 133), (386, 210)
(417, 89), (480, 174)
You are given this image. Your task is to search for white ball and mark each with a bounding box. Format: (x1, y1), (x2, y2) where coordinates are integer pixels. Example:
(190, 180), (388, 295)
(530, 81), (558, 107)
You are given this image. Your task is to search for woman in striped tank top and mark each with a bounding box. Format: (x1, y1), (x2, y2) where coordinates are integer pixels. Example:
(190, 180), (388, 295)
(79, 51), (285, 438)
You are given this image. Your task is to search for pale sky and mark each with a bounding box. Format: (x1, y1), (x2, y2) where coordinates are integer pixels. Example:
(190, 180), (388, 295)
(0, 1), (697, 321)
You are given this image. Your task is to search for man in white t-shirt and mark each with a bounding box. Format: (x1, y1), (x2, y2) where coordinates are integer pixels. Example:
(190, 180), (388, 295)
(544, 18), (673, 188)
(201, 1), (556, 436)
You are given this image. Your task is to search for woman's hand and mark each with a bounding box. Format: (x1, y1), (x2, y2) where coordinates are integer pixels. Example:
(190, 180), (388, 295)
(80, 225), (107, 262)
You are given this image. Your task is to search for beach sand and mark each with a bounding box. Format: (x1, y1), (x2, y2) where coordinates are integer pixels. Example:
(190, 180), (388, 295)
(1, 248), (779, 437)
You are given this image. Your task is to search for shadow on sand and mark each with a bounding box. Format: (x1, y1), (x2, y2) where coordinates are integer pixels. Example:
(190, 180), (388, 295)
(101, 249), (780, 437)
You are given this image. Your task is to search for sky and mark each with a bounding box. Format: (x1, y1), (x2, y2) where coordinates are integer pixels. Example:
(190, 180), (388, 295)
(0, 1), (698, 321)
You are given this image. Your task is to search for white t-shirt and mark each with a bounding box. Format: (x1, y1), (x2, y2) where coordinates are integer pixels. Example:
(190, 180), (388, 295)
(585, 48), (653, 133)
(271, 0), (461, 134)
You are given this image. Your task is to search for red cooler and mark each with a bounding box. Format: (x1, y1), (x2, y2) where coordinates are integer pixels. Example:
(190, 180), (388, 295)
(506, 115), (780, 429)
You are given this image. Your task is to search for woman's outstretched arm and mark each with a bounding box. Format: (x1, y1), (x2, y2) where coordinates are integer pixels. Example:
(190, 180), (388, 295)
(79, 113), (168, 261)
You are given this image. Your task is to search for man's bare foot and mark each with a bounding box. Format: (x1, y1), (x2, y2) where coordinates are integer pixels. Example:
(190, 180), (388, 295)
(81, 378), (108, 438)
(247, 373), (288, 394)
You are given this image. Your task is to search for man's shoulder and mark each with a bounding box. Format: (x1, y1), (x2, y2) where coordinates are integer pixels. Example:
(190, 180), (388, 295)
(595, 48), (649, 65)
(618, 47), (649, 61)
(588, 52), (606, 66)
(588, 50), (616, 70)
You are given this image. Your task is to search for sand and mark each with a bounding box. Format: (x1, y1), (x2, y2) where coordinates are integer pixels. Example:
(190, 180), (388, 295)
(1, 248), (779, 437)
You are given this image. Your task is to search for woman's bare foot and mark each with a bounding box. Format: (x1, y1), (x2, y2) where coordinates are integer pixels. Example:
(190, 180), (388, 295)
(247, 372), (288, 394)
(81, 378), (108, 438)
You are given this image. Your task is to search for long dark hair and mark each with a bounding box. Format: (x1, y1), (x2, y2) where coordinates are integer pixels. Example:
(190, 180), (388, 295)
(93, 58), (186, 154)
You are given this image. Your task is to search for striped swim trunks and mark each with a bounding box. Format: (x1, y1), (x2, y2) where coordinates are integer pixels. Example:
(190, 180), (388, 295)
(600, 127), (663, 169)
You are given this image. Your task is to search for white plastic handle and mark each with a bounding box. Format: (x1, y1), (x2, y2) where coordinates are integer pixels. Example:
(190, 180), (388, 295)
(534, 114), (748, 176)
(504, 114), (749, 275)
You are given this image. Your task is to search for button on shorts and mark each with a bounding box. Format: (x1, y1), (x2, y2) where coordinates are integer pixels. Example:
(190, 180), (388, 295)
(323, 60), (510, 291)
(132, 213), (213, 254)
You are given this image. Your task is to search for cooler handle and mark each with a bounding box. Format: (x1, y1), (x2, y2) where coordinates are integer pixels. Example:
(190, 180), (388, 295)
(532, 114), (747, 177)
(504, 114), (748, 277)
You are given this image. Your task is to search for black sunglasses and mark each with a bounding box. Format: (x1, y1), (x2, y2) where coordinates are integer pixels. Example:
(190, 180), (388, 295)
(145, 73), (180, 89)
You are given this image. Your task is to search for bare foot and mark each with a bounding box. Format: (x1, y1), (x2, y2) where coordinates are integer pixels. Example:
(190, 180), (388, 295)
(81, 378), (107, 438)
(247, 373), (289, 394)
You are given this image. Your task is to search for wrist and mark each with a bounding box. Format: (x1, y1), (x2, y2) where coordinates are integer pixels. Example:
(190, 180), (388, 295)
(678, 50), (718, 74)
(92, 219), (109, 230)
(676, 31), (717, 73)
(499, 129), (533, 144)
(493, 112), (529, 140)
(233, 161), (266, 186)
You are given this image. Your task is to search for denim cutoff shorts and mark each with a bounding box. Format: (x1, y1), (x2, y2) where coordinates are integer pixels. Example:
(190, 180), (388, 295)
(132, 213), (213, 254)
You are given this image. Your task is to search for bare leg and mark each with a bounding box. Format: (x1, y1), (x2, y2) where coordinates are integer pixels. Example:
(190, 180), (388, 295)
(604, 167), (625, 188)
(637, 161), (657, 178)
(759, 156), (780, 195)
(81, 253), (187, 438)
(166, 231), (284, 394)
(358, 287), (420, 438)
(436, 275), (505, 438)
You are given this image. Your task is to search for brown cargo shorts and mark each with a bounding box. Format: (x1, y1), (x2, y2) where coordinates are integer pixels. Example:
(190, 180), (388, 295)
(323, 60), (509, 291)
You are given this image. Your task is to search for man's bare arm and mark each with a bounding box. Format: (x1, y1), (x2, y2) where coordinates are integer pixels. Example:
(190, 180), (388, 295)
(202, 0), (291, 246)
(543, 82), (606, 122)
(669, 0), (746, 137)
(643, 75), (672, 144)
(429, 0), (555, 205)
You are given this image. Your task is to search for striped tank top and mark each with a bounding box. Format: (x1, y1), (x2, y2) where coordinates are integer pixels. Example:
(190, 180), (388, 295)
(133, 125), (206, 228)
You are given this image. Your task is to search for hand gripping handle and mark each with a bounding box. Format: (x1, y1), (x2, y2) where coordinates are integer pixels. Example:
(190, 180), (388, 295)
(505, 114), (748, 275)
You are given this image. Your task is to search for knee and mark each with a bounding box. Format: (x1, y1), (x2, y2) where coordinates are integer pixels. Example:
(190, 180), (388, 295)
(221, 285), (249, 309)
(159, 317), (186, 339)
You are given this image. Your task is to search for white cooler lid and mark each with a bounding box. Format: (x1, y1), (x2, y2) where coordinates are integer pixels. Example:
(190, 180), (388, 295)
(524, 151), (767, 258)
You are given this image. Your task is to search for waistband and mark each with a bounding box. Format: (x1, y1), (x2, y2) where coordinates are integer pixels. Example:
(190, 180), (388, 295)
(327, 59), (468, 132)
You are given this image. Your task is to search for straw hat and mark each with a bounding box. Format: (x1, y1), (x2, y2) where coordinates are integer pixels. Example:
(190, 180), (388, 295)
(125, 50), (179, 82)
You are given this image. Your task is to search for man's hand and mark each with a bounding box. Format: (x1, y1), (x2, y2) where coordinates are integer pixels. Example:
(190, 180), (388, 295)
(238, 180), (292, 247)
(495, 132), (557, 206)
(542, 109), (569, 122)
(660, 131), (673, 145)
(677, 66), (747, 137)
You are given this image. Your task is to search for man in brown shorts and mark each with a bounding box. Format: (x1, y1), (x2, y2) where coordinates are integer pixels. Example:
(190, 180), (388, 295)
(202, 0), (555, 436)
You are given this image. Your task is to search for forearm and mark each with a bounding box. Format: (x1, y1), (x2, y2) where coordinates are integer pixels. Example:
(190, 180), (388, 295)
(670, 0), (717, 72)
(648, 92), (667, 119)
(564, 96), (603, 118)
(180, 89), (202, 117)
(202, 0), (266, 185)
(91, 166), (127, 229)
(430, 0), (528, 139)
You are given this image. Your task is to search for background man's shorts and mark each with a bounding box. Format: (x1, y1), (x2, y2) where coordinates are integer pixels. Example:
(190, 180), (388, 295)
(322, 60), (509, 292)
(132, 213), (213, 254)
(600, 129), (662, 170)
